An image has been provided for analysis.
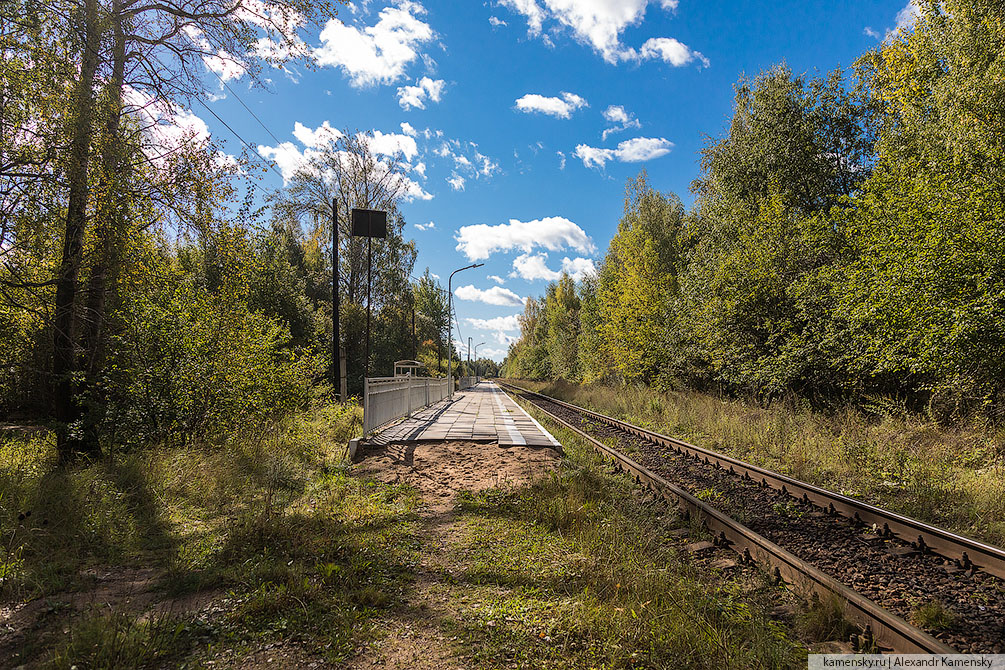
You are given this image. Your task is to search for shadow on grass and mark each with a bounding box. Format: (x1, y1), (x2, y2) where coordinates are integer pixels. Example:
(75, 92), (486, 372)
(3, 456), (182, 599)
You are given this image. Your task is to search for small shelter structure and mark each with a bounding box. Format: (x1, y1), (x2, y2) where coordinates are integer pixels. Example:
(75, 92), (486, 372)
(393, 360), (426, 377)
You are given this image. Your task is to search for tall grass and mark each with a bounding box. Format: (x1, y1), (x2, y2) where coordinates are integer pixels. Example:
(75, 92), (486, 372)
(0, 399), (424, 666)
(452, 410), (804, 669)
(514, 380), (1005, 547)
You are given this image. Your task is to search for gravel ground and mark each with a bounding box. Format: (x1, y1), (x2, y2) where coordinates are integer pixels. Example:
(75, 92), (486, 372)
(527, 395), (1005, 653)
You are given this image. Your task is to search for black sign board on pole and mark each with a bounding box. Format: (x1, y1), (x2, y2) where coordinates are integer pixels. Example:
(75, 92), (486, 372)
(350, 208), (388, 238)
(350, 208), (387, 381)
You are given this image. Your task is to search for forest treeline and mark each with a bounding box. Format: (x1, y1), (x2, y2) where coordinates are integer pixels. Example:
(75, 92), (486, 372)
(0, 0), (497, 459)
(504, 1), (1005, 422)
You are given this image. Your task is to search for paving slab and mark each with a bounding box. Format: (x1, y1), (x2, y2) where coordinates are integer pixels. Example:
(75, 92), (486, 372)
(367, 381), (562, 448)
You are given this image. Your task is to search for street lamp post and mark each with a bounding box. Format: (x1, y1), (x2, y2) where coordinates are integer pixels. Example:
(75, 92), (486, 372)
(447, 262), (483, 397)
(473, 342), (485, 378)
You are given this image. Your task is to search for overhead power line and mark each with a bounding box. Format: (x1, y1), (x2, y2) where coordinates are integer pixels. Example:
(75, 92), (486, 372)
(193, 96), (286, 183)
(207, 68), (284, 146)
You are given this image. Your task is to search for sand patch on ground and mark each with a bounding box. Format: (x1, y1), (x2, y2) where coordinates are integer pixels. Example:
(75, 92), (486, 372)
(355, 440), (561, 510)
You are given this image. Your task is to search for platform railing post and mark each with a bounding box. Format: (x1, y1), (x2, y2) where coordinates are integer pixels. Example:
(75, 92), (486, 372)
(407, 374), (413, 417)
(363, 377), (370, 436)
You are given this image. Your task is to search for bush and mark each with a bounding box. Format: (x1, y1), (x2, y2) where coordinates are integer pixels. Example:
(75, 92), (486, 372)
(99, 277), (321, 447)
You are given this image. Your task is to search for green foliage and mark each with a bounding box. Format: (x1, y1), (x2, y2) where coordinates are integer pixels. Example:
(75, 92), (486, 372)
(597, 172), (685, 386)
(507, 8), (1005, 419)
(101, 262), (320, 446)
(413, 268), (450, 374)
(544, 274), (580, 380)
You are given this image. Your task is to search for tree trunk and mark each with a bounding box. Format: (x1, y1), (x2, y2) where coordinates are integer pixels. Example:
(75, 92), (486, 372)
(52, 0), (100, 460)
(80, 1), (127, 452)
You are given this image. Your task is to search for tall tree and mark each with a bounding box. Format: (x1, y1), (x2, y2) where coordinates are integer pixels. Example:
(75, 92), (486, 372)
(273, 130), (418, 393)
(413, 268), (448, 374)
(46, 0), (337, 456)
(596, 172), (685, 386)
(543, 273), (580, 381)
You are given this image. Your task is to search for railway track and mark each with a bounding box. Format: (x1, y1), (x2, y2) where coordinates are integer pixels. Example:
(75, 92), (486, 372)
(497, 381), (1005, 655)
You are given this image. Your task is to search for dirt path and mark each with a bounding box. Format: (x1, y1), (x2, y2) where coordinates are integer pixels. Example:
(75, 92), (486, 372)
(349, 440), (560, 670)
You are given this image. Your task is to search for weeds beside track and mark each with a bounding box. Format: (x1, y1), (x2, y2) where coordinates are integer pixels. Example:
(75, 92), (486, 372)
(499, 382), (1005, 654)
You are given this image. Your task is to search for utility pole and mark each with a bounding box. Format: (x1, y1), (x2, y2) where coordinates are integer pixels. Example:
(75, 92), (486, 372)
(365, 235), (372, 378)
(467, 337), (471, 377)
(447, 262), (483, 397)
(331, 198), (342, 401)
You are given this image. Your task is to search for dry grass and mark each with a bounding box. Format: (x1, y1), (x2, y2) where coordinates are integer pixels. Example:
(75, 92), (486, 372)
(448, 405), (805, 669)
(0, 400), (427, 667)
(510, 380), (1005, 547)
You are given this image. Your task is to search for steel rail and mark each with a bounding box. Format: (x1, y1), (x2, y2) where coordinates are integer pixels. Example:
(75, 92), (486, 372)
(498, 382), (1005, 582)
(499, 382), (957, 654)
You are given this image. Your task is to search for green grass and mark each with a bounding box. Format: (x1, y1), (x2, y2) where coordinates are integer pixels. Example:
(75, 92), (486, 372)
(796, 594), (858, 644)
(2, 388), (873, 668)
(509, 379), (1005, 547)
(0, 400), (424, 667)
(910, 600), (960, 631)
(44, 612), (210, 670)
(442, 405), (805, 670)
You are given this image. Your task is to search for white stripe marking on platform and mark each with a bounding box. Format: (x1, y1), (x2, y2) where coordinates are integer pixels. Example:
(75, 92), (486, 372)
(507, 392), (562, 447)
(492, 385), (526, 445)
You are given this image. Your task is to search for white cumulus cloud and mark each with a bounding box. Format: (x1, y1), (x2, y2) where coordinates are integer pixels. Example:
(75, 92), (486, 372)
(511, 252), (560, 281)
(481, 346), (510, 359)
(293, 120), (342, 147)
(487, 274), (506, 285)
(573, 144), (615, 168)
(259, 122), (432, 200)
(466, 314), (522, 348)
(315, 1), (434, 87)
(515, 91), (588, 119)
(455, 285), (525, 307)
(365, 129), (418, 160)
(397, 76), (445, 110)
(498, 0), (707, 67)
(511, 253), (597, 282)
(466, 315), (521, 331)
(415, 221), (435, 231)
(602, 105), (642, 140)
(615, 136), (674, 161)
(560, 256), (597, 280)
(574, 136), (673, 168)
(455, 216), (595, 261)
(639, 37), (709, 68)
(602, 105), (629, 124)
(498, 0), (546, 35)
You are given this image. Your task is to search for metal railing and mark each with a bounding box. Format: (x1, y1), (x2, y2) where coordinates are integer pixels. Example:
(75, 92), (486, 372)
(363, 376), (450, 436)
(458, 376), (480, 390)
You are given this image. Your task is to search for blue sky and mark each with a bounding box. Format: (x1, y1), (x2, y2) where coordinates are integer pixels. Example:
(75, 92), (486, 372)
(192, 0), (918, 361)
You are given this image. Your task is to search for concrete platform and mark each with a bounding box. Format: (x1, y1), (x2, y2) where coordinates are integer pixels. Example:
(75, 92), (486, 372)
(366, 381), (561, 448)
